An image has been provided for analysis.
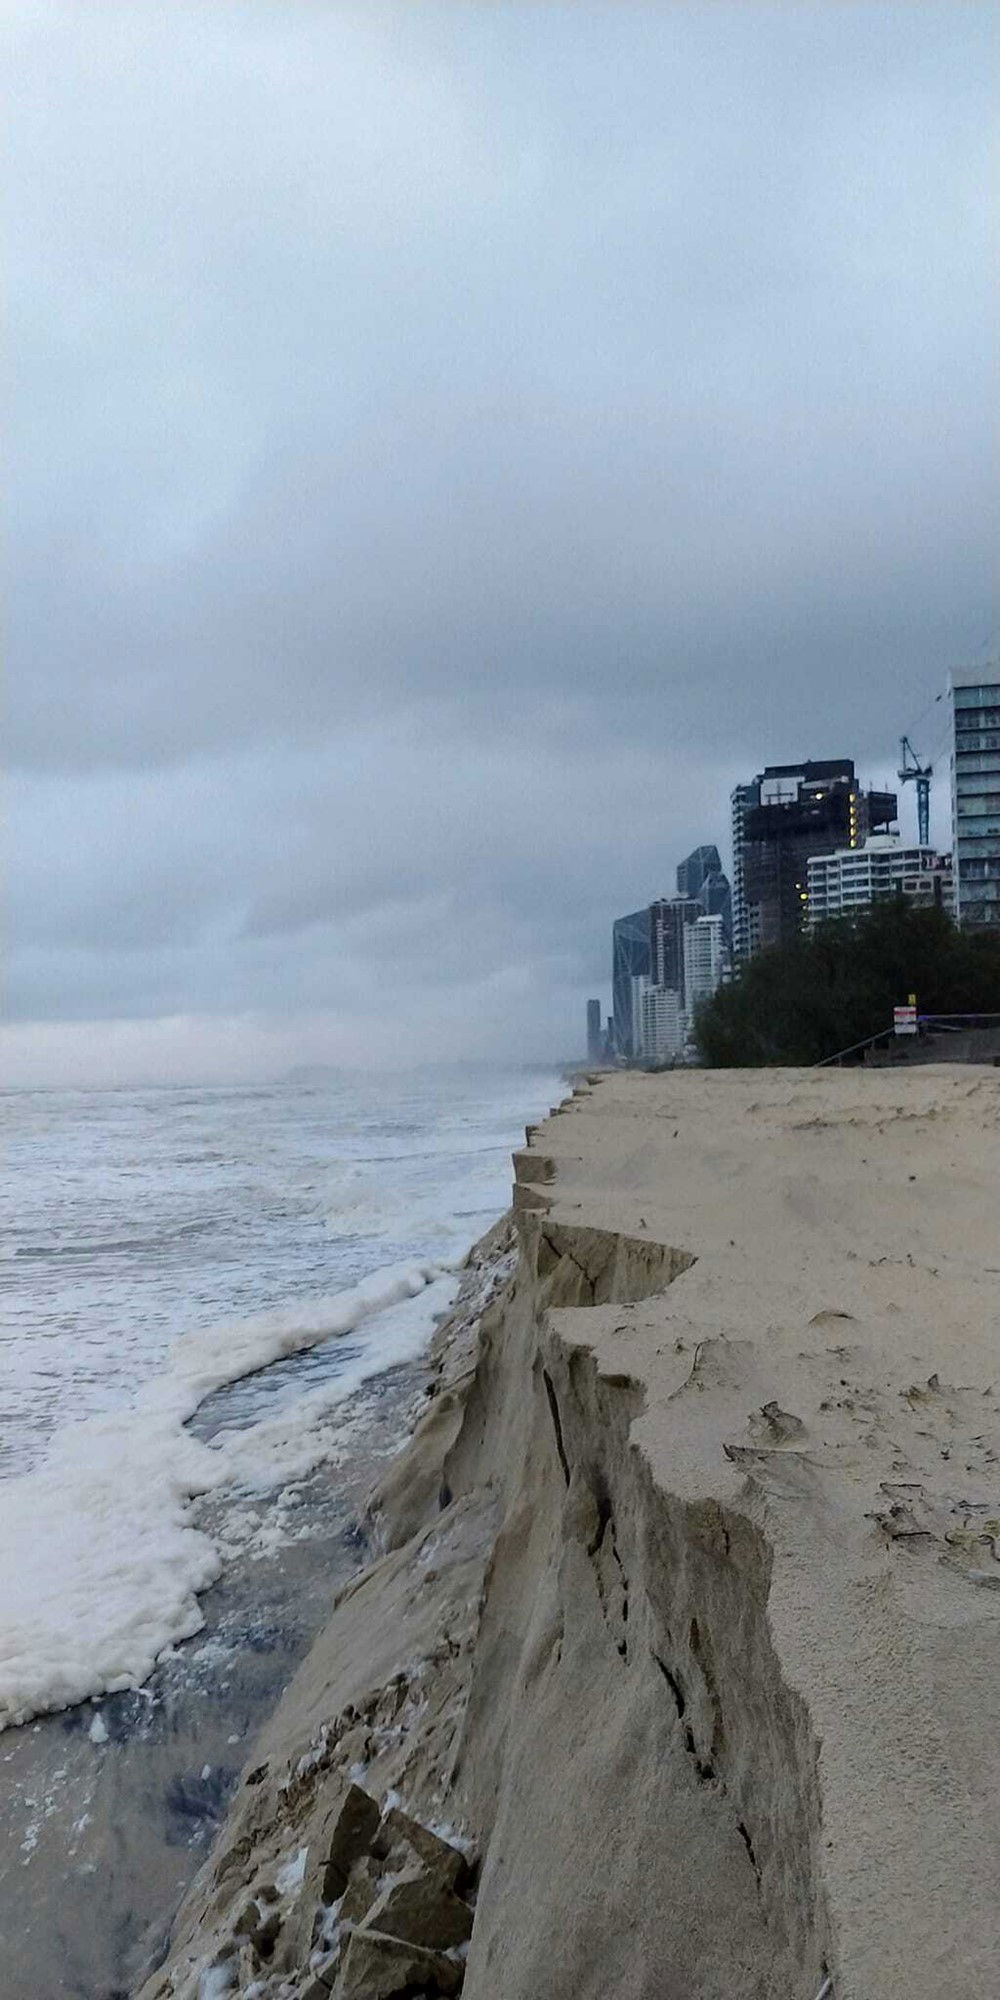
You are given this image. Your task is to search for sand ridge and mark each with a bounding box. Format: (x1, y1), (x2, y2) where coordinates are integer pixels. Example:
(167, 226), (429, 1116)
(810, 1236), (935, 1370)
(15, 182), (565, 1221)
(139, 1067), (1000, 2000)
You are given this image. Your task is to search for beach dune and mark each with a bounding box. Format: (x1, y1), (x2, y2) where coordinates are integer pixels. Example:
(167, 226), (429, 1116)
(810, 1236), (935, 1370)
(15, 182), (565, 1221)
(141, 1067), (1000, 2000)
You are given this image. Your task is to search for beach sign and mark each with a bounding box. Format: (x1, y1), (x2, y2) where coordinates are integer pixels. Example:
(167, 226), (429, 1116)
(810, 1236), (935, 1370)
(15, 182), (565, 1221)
(893, 1000), (918, 1035)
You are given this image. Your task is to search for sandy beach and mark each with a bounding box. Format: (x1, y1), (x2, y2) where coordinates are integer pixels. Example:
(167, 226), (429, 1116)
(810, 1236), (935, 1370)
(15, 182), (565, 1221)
(127, 1064), (1000, 1998)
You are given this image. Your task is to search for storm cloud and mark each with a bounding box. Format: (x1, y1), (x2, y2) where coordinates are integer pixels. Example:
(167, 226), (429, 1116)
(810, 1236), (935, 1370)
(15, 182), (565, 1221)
(6, 2), (996, 1082)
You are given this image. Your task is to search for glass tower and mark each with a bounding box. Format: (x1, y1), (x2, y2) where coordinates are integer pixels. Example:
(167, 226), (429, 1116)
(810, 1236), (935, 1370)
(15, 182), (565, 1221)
(676, 845), (733, 946)
(950, 666), (1000, 931)
(612, 909), (652, 1059)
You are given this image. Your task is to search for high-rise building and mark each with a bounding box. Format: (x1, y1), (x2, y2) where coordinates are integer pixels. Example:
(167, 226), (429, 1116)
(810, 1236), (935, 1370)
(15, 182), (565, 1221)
(731, 761), (897, 959)
(950, 666), (1000, 932)
(639, 984), (686, 1064)
(586, 998), (603, 1062)
(806, 835), (954, 926)
(682, 913), (728, 1010)
(699, 868), (733, 945)
(676, 845), (719, 899)
(676, 845), (733, 945)
(650, 897), (702, 1002)
(629, 972), (650, 1055)
(612, 908), (652, 1058)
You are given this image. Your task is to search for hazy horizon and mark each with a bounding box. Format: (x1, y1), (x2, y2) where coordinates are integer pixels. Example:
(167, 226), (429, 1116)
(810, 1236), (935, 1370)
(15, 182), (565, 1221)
(0, 1045), (576, 1092)
(7, 2), (996, 1087)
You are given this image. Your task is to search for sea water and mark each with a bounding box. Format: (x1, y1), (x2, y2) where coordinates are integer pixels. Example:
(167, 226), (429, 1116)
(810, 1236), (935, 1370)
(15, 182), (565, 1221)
(0, 1065), (563, 1731)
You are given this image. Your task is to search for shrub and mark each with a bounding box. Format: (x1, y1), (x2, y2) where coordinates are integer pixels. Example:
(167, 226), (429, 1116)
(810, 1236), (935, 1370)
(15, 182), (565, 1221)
(694, 903), (1000, 1067)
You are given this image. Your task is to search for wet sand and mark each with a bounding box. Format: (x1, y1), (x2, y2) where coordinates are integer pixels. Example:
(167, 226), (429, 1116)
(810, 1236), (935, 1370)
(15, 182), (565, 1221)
(0, 1356), (430, 2000)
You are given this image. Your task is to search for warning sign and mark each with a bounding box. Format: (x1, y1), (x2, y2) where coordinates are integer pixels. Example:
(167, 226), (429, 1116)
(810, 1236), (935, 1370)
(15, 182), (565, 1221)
(893, 1005), (918, 1036)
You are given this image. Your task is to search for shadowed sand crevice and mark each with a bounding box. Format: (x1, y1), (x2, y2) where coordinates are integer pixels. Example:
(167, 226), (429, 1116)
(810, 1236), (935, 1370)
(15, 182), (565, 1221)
(474, 1210), (827, 1996)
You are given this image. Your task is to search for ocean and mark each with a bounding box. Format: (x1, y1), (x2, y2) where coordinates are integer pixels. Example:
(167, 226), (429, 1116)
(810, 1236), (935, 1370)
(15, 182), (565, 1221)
(0, 1064), (563, 1995)
(1, 1065), (563, 1728)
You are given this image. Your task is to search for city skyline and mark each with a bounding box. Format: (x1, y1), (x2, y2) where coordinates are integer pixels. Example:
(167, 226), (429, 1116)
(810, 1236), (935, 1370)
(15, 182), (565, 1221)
(597, 683), (996, 1060)
(600, 704), (977, 1058)
(6, 5), (995, 1085)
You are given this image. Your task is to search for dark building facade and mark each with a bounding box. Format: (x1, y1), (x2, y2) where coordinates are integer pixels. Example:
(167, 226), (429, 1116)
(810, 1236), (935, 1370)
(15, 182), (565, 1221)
(650, 896), (702, 1004)
(676, 844), (733, 945)
(676, 845), (721, 900)
(611, 907), (652, 1059)
(586, 998), (604, 1061)
(731, 761), (897, 959)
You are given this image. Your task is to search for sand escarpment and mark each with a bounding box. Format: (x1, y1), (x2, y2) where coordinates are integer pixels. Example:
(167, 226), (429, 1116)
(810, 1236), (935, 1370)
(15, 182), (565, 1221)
(139, 1069), (1000, 2000)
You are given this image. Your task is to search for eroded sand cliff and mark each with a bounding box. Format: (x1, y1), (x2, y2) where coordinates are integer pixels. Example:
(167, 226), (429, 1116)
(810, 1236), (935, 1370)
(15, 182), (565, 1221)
(139, 1067), (1000, 2000)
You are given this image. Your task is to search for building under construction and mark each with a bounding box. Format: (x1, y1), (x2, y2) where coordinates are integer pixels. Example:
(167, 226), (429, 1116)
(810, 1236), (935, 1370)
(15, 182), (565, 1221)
(731, 759), (897, 959)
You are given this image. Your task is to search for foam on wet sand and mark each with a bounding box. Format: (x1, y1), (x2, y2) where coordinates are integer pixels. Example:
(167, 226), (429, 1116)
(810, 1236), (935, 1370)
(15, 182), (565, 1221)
(0, 1259), (457, 1729)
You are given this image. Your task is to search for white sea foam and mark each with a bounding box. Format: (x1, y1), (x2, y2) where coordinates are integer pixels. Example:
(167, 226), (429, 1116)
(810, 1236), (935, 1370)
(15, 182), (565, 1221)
(213, 1274), (460, 1495)
(0, 1259), (454, 1731)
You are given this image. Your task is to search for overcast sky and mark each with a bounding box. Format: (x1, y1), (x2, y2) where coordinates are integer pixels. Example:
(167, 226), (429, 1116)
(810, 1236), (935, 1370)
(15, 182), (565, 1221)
(6, 1), (997, 1084)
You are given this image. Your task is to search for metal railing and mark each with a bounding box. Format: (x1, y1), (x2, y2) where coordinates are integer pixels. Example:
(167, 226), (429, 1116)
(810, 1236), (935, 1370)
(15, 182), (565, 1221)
(812, 1010), (1000, 1068)
(811, 1025), (894, 1068)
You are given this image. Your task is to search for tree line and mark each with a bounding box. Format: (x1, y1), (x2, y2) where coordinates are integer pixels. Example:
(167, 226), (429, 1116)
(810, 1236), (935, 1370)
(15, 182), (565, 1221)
(694, 903), (1000, 1067)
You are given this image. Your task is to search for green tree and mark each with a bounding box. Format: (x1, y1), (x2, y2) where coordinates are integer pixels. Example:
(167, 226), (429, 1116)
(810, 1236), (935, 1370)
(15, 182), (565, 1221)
(694, 904), (1000, 1067)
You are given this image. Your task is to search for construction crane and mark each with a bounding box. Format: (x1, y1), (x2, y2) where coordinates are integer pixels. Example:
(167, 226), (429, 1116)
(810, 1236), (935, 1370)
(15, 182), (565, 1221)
(898, 736), (932, 847)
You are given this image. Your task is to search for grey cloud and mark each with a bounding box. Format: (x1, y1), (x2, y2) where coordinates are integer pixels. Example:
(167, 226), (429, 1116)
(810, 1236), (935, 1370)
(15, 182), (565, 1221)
(8, 728), (744, 1025)
(5, 2), (996, 1077)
